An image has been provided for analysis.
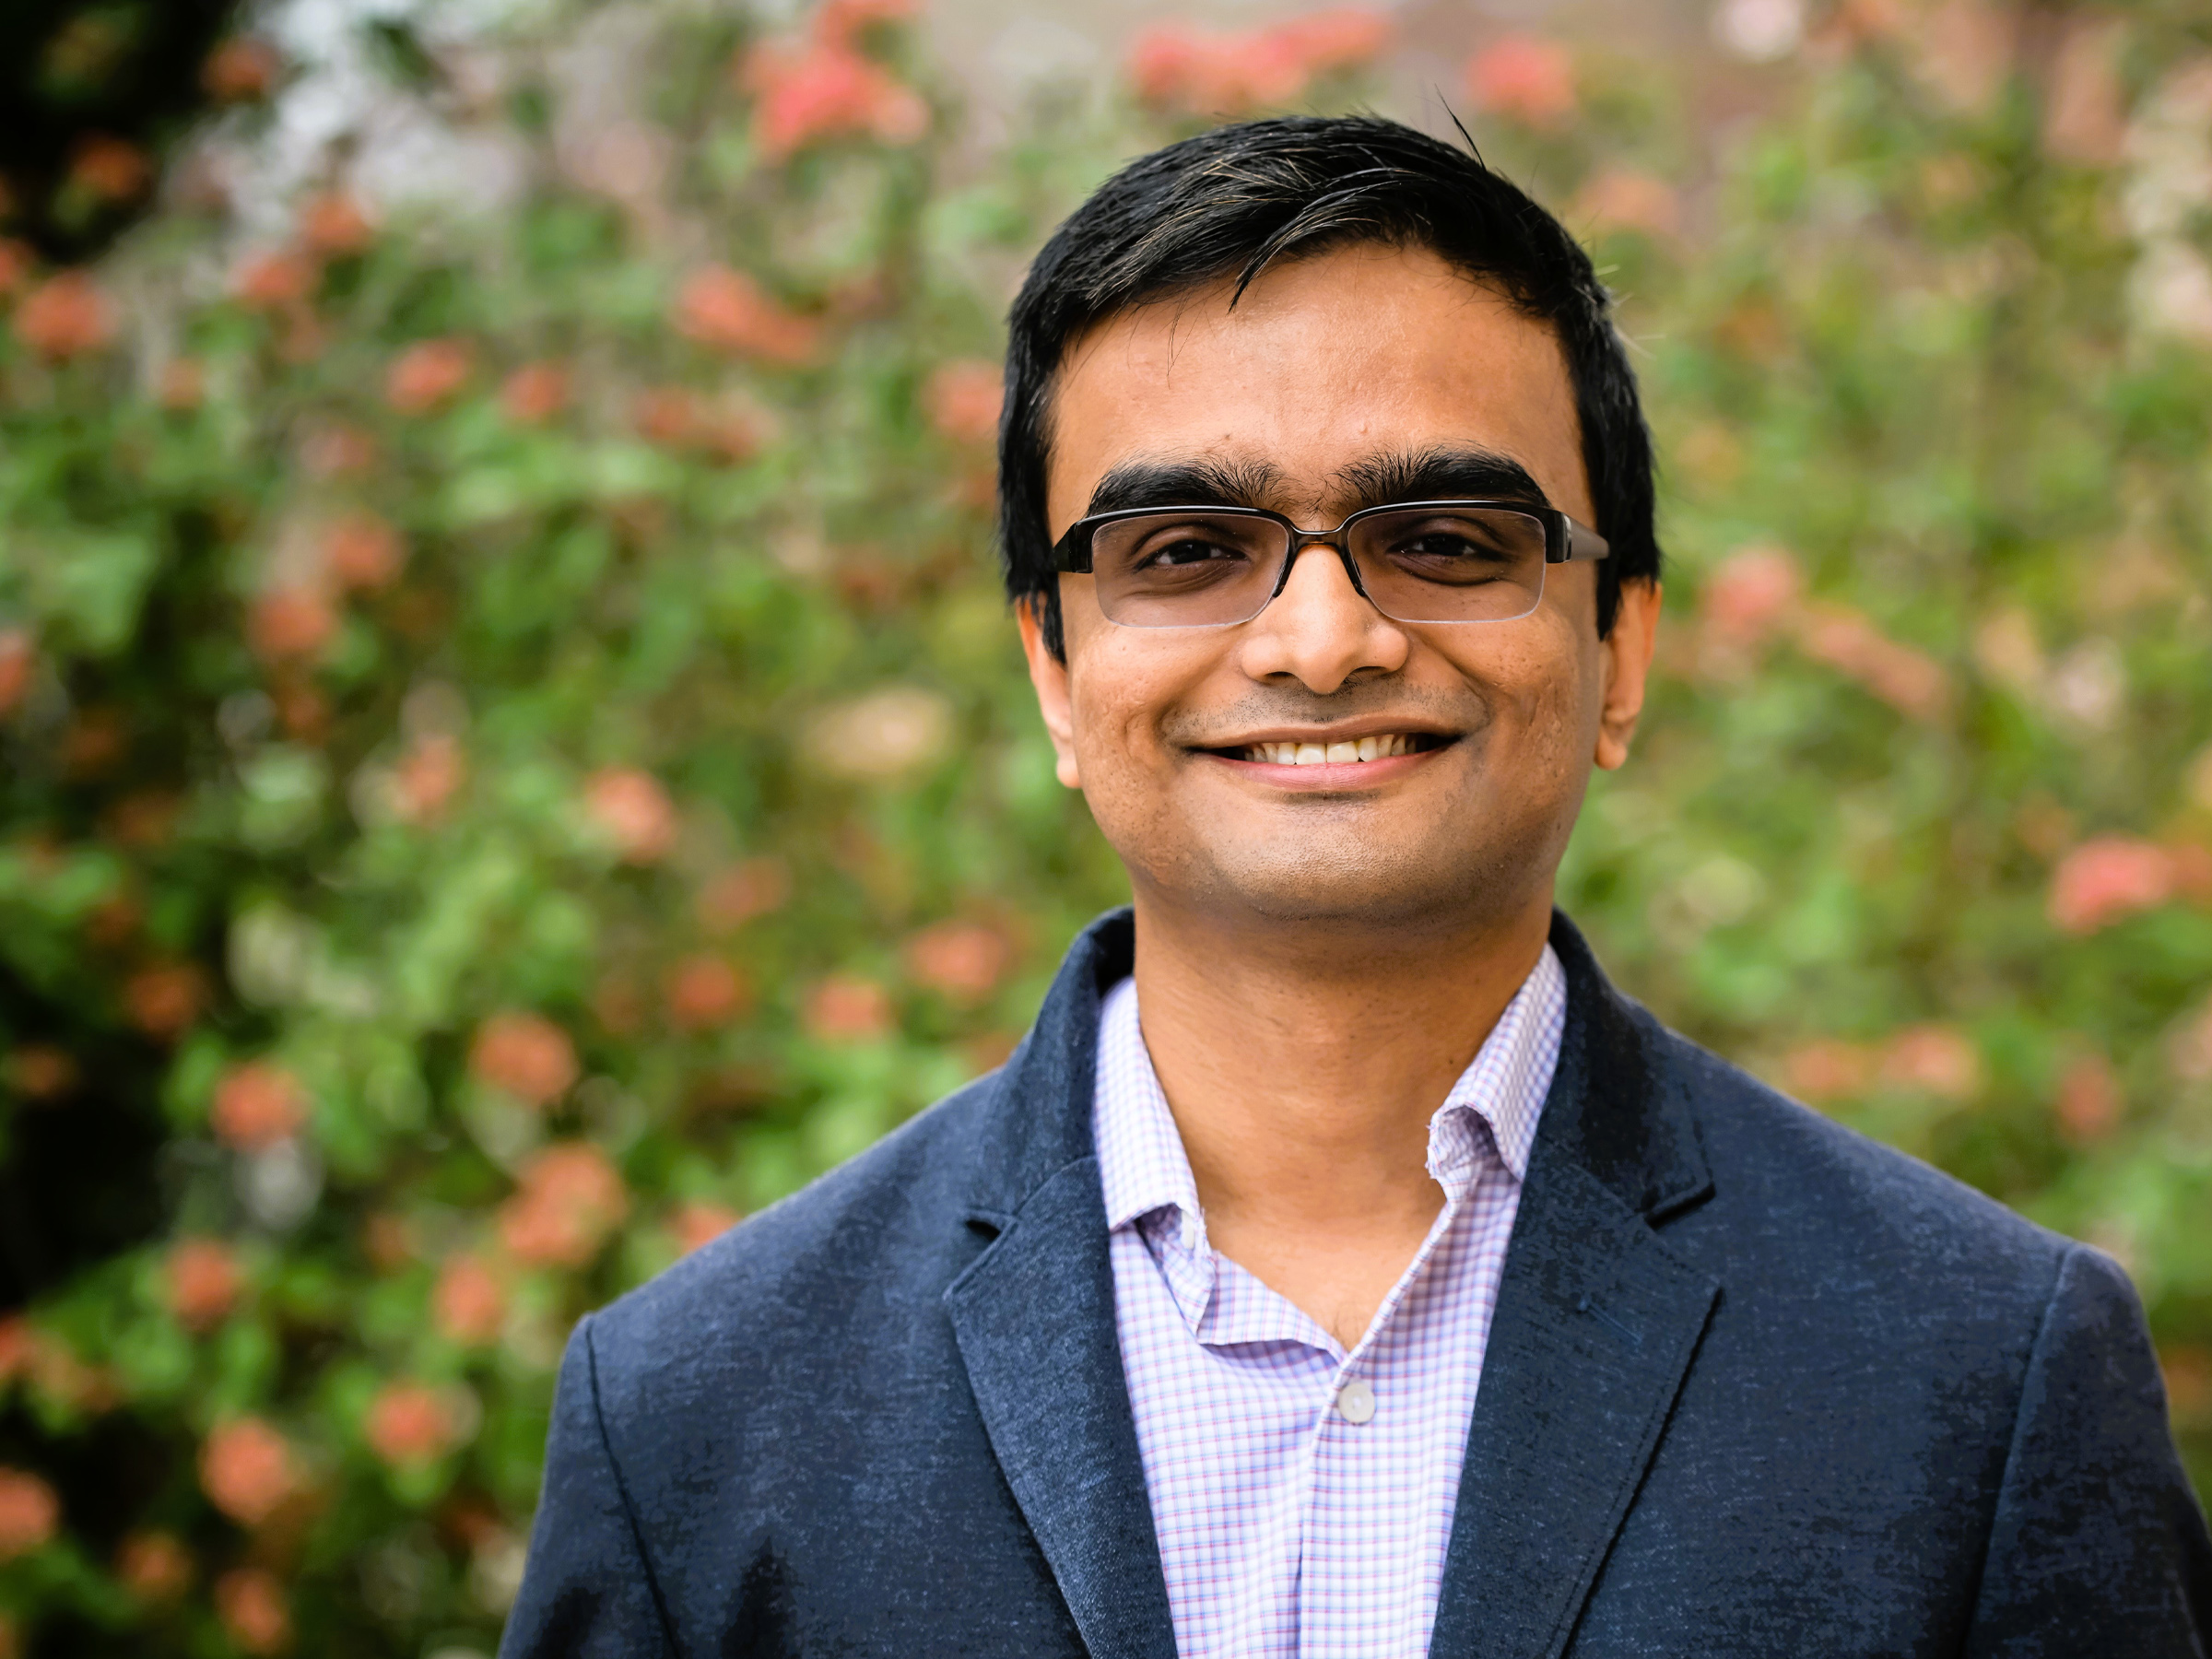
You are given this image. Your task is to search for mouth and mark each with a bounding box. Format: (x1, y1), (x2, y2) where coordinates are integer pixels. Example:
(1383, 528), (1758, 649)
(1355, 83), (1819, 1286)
(1220, 732), (1451, 767)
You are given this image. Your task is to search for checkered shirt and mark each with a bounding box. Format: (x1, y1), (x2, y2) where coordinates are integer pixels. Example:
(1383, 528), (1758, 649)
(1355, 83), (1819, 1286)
(1092, 945), (1566, 1658)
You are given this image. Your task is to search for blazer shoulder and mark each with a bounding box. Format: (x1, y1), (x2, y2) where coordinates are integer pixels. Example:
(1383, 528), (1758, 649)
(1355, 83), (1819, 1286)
(1648, 1018), (2075, 1288)
(582, 1068), (1006, 1382)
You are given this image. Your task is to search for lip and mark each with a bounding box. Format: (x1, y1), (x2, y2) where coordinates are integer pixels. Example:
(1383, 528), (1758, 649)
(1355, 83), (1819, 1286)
(1198, 743), (1448, 791)
(1197, 717), (1459, 749)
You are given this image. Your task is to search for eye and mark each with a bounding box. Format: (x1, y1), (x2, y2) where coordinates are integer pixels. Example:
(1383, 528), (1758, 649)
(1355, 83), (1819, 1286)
(1369, 511), (1545, 580)
(1140, 534), (1250, 570)
(1389, 528), (1513, 565)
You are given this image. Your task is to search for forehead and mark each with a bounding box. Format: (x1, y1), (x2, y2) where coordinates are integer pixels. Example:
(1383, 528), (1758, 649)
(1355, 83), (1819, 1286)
(1044, 242), (1589, 535)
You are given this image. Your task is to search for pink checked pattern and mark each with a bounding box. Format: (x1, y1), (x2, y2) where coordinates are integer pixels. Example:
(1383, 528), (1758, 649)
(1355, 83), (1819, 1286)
(1093, 946), (1565, 1658)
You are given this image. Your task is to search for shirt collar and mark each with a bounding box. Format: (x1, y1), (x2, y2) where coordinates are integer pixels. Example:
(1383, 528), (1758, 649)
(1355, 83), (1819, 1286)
(1091, 943), (1568, 1241)
(1094, 974), (1205, 1243)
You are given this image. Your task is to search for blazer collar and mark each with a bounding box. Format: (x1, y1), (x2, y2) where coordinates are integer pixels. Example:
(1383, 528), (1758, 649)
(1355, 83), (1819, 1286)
(945, 906), (1721, 1659)
(943, 908), (1174, 1659)
(1539, 909), (1713, 1223)
(960, 906), (1713, 1223)
(1430, 912), (1722, 1656)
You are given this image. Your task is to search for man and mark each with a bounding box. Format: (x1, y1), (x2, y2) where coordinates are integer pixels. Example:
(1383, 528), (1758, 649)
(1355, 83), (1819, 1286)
(501, 116), (2210, 1657)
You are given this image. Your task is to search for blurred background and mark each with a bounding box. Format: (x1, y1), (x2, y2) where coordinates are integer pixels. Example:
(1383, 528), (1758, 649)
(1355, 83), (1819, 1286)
(1, 0), (2208, 1651)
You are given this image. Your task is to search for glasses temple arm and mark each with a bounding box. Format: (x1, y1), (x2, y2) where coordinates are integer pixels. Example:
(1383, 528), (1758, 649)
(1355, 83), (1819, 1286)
(1561, 516), (1610, 562)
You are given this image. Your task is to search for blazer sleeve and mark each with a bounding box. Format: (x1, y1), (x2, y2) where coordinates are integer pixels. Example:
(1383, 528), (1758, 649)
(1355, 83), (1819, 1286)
(499, 1313), (677, 1659)
(1963, 1244), (2212, 1658)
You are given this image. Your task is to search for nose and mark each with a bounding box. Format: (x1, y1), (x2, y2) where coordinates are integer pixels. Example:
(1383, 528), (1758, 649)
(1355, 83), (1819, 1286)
(1234, 541), (1409, 695)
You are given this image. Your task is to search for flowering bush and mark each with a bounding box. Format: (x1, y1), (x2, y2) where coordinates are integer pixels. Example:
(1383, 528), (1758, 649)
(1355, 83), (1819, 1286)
(1, 2), (2209, 1653)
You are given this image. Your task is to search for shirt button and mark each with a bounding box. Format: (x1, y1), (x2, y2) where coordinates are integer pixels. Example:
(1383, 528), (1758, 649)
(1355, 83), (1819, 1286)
(1335, 1379), (1376, 1425)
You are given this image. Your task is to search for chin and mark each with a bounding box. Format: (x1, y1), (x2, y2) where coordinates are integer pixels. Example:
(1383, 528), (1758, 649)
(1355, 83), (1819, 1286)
(1181, 835), (1537, 935)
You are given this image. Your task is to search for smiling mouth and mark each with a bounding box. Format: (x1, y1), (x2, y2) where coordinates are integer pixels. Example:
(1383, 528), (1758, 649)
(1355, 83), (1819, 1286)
(1218, 733), (1452, 766)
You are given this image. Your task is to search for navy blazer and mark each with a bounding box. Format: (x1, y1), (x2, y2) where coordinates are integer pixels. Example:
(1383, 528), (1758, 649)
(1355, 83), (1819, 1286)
(501, 911), (2211, 1656)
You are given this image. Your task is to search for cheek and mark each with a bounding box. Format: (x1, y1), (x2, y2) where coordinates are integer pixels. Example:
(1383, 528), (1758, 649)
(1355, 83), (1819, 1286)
(1065, 637), (1196, 771)
(1446, 623), (1595, 762)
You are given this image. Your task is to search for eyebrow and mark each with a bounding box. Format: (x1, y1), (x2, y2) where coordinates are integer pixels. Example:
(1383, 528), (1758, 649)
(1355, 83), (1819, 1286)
(1084, 455), (1285, 516)
(1080, 444), (1550, 521)
(1333, 445), (1550, 512)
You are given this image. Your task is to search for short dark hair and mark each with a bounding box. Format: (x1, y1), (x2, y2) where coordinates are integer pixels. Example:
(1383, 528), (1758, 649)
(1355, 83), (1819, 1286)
(997, 114), (1659, 655)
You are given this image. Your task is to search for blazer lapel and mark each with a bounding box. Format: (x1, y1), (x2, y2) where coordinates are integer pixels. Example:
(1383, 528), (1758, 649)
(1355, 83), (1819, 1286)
(942, 912), (1178, 1659)
(1428, 914), (1723, 1658)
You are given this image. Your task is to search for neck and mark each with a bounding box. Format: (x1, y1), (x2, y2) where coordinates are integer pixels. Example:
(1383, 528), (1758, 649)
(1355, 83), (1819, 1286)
(1126, 888), (1553, 1252)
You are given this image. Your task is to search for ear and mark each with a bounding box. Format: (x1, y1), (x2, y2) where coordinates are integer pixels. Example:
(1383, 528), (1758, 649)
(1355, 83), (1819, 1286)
(1594, 579), (1662, 771)
(1016, 595), (1083, 789)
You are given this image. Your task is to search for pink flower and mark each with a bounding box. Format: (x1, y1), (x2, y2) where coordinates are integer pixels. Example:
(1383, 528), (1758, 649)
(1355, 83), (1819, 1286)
(1877, 1024), (1983, 1100)
(212, 1062), (307, 1150)
(500, 361), (570, 425)
(203, 38), (281, 102)
(904, 921), (1011, 1003)
(0, 1318), (30, 1383)
(1700, 545), (1801, 644)
(633, 386), (700, 446)
(14, 271), (114, 360)
(116, 1530), (193, 1600)
(384, 337), (473, 414)
(804, 974), (895, 1041)
(696, 858), (790, 932)
(2047, 837), (2176, 935)
(665, 956), (750, 1030)
(1794, 603), (1950, 722)
(669, 1201), (743, 1255)
(300, 422), (377, 478)
(126, 962), (207, 1041)
(300, 193), (374, 258)
(1465, 37), (1577, 128)
(1781, 1038), (1875, 1102)
(468, 1012), (578, 1107)
(1266, 8), (1393, 73)
(498, 1144), (629, 1268)
(0, 1468), (58, 1561)
(69, 135), (149, 201)
(0, 241), (31, 301)
(674, 265), (822, 362)
(214, 1567), (290, 1654)
(924, 360), (1003, 444)
(1128, 9), (1389, 113)
(391, 732), (465, 824)
(2053, 1051), (2123, 1141)
(199, 1418), (300, 1526)
(582, 767), (679, 864)
(364, 1382), (463, 1466)
(6, 1044), (73, 1100)
(233, 251), (316, 311)
(432, 1254), (506, 1346)
(247, 588), (336, 664)
(166, 1239), (242, 1330)
(0, 629), (34, 717)
(323, 510), (406, 591)
(741, 41), (928, 159)
(1573, 168), (1682, 240)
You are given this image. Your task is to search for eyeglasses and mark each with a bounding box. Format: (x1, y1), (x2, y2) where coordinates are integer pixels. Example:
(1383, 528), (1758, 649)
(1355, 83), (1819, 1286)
(1050, 500), (1610, 629)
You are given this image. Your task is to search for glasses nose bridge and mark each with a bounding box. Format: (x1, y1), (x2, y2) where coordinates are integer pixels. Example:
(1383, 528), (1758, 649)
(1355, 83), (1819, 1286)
(1273, 518), (1371, 604)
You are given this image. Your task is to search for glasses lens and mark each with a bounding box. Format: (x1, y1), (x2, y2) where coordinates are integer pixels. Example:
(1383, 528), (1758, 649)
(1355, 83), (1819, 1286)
(1088, 512), (1288, 628)
(1348, 507), (1548, 623)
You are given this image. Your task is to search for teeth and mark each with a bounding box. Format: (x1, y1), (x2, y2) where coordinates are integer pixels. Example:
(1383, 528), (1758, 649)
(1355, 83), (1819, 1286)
(1241, 735), (1426, 764)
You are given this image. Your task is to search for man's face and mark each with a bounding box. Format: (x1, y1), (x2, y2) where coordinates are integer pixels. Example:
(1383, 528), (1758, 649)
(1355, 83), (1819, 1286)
(1021, 242), (1659, 939)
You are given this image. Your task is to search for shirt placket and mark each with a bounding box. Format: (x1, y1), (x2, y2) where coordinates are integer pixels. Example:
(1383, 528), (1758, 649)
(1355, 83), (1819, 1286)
(1297, 1126), (1486, 1654)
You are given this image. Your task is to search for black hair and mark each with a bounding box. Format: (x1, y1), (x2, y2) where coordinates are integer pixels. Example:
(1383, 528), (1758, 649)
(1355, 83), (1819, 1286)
(997, 113), (1658, 655)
